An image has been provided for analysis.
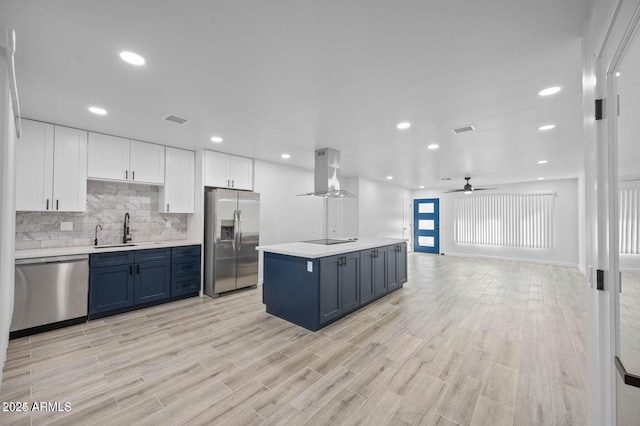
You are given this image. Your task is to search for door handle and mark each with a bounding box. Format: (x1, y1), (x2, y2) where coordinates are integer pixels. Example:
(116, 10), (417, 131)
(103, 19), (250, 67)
(237, 210), (242, 250)
(129, 265), (133, 275)
(137, 264), (140, 274)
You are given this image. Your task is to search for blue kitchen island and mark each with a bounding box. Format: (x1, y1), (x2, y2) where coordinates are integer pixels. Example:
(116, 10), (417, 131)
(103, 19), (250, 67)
(257, 238), (407, 331)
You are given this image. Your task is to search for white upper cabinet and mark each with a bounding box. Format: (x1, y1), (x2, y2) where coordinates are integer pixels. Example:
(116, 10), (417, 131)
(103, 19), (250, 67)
(88, 133), (130, 181)
(228, 155), (253, 190)
(160, 147), (195, 213)
(53, 126), (88, 211)
(204, 150), (253, 190)
(88, 133), (165, 184)
(16, 120), (87, 212)
(130, 140), (165, 184)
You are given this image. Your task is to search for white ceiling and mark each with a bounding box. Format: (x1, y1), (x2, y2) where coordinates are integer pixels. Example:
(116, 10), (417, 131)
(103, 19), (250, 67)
(0, 0), (591, 190)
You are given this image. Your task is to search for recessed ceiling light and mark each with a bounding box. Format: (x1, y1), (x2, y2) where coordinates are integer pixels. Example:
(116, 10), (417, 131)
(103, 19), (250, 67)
(616, 72), (621, 77)
(210, 136), (223, 143)
(396, 122), (411, 130)
(386, 176), (393, 180)
(537, 160), (548, 164)
(538, 124), (556, 131)
(281, 153), (291, 159)
(88, 106), (107, 115)
(538, 177), (545, 180)
(419, 185), (425, 189)
(538, 86), (561, 96)
(427, 144), (439, 150)
(119, 51), (146, 66)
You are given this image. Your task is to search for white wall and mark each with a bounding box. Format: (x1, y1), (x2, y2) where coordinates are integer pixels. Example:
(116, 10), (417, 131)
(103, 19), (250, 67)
(0, 48), (17, 387)
(413, 178), (580, 267)
(358, 177), (412, 239)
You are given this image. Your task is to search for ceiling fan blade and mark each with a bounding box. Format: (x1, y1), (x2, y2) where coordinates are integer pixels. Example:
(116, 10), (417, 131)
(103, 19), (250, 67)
(444, 189), (466, 193)
(472, 187), (497, 191)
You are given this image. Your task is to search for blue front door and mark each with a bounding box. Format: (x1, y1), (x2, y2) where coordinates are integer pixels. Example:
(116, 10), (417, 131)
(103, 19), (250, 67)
(414, 198), (439, 254)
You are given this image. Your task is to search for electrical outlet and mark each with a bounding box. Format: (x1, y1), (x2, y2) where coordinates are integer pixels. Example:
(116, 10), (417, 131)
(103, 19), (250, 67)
(165, 221), (171, 228)
(60, 222), (73, 231)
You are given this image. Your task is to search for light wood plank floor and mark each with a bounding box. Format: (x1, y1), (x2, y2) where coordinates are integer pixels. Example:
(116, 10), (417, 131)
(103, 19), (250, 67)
(0, 254), (587, 426)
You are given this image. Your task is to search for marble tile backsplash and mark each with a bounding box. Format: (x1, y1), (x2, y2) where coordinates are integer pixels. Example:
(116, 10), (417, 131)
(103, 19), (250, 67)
(16, 181), (188, 250)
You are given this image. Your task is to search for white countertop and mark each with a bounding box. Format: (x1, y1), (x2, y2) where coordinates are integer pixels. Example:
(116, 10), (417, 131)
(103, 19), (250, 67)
(256, 238), (406, 259)
(15, 240), (202, 260)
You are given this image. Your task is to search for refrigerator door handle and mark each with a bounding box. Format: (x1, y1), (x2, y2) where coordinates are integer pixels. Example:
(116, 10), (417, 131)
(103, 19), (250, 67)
(237, 209), (243, 250)
(232, 209), (238, 251)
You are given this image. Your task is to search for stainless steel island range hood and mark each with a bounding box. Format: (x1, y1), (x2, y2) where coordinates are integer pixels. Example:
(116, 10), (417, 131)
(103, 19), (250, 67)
(298, 148), (356, 198)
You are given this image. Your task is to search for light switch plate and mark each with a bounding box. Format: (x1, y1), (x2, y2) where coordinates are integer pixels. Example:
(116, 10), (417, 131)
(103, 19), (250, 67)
(60, 222), (73, 231)
(307, 261), (313, 272)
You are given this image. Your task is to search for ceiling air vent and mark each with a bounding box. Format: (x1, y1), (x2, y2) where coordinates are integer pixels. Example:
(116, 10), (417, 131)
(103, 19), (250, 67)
(164, 114), (190, 125)
(451, 124), (475, 134)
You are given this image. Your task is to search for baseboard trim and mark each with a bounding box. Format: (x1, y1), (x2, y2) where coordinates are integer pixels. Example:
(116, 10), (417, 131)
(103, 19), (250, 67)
(441, 251), (579, 268)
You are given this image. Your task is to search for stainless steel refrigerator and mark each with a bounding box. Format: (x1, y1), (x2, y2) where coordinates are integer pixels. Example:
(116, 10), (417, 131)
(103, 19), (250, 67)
(204, 189), (260, 296)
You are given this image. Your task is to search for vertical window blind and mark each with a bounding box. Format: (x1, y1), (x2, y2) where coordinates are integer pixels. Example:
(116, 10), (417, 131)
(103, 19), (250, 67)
(620, 187), (640, 254)
(454, 193), (554, 248)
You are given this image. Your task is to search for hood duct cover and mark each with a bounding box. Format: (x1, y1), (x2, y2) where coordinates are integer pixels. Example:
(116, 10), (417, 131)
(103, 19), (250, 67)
(298, 148), (356, 198)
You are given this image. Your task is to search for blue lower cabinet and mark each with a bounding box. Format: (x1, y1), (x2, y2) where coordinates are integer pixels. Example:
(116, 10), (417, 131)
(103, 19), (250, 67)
(387, 243), (407, 292)
(89, 246), (200, 319)
(319, 252), (359, 325)
(135, 260), (171, 304)
(89, 264), (135, 315)
(170, 245), (201, 298)
(319, 256), (341, 324)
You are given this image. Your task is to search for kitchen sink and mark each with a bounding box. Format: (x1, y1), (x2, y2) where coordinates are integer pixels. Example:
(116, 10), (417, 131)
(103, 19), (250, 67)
(94, 243), (137, 249)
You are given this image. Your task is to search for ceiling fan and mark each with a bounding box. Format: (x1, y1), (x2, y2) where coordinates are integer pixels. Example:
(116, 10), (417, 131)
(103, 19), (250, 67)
(445, 177), (496, 194)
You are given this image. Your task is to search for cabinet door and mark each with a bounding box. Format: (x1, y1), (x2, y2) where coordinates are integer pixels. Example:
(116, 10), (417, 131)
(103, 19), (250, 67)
(374, 248), (388, 297)
(397, 244), (407, 285)
(341, 253), (360, 313)
(204, 150), (230, 187)
(53, 126), (87, 212)
(360, 250), (375, 305)
(171, 275), (200, 297)
(387, 245), (399, 291)
(15, 120), (54, 211)
(135, 260), (171, 304)
(319, 256), (341, 324)
(228, 155), (253, 190)
(130, 140), (165, 184)
(89, 264), (134, 314)
(160, 147), (194, 213)
(88, 133), (130, 181)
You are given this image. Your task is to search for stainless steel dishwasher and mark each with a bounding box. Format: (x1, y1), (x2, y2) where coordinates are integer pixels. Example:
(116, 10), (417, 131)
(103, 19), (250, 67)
(11, 254), (89, 335)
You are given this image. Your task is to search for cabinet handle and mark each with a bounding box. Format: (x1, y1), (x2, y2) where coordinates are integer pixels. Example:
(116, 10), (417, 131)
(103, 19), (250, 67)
(129, 265), (133, 275)
(132, 171), (135, 181)
(227, 179), (230, 187)
(46, 199), (49, 210)
(232, 180), (235, 187)
(56, 200), (59, 210)
(125, 170), (128, 180)
(137, 264), (140, 274)
(167, 204), (170, 212)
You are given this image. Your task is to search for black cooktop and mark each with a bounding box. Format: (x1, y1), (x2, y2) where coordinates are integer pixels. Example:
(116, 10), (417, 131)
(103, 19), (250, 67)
(302, 239), (355, 245)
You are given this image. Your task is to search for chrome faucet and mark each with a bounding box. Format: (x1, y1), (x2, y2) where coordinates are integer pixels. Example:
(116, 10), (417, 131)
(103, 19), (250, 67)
(94, 224), (102, 246)
(123, 213), (132, 244)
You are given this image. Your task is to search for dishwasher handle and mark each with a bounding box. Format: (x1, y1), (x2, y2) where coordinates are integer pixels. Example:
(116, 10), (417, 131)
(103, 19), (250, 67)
(15, 254), (89, 265)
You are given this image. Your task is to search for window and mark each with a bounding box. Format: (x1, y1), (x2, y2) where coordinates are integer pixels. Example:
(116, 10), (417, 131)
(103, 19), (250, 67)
(620, 187), (640, 254)
(454, 193), (554, 248)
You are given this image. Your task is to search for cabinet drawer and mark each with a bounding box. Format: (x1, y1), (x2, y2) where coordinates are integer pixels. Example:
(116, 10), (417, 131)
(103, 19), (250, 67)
(134, 248), (171, 263)
(172, 245), (201, 259)
(90, 252), (135, 268)
(171, 275), (200, 297)
(172, 257), (201, 277)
